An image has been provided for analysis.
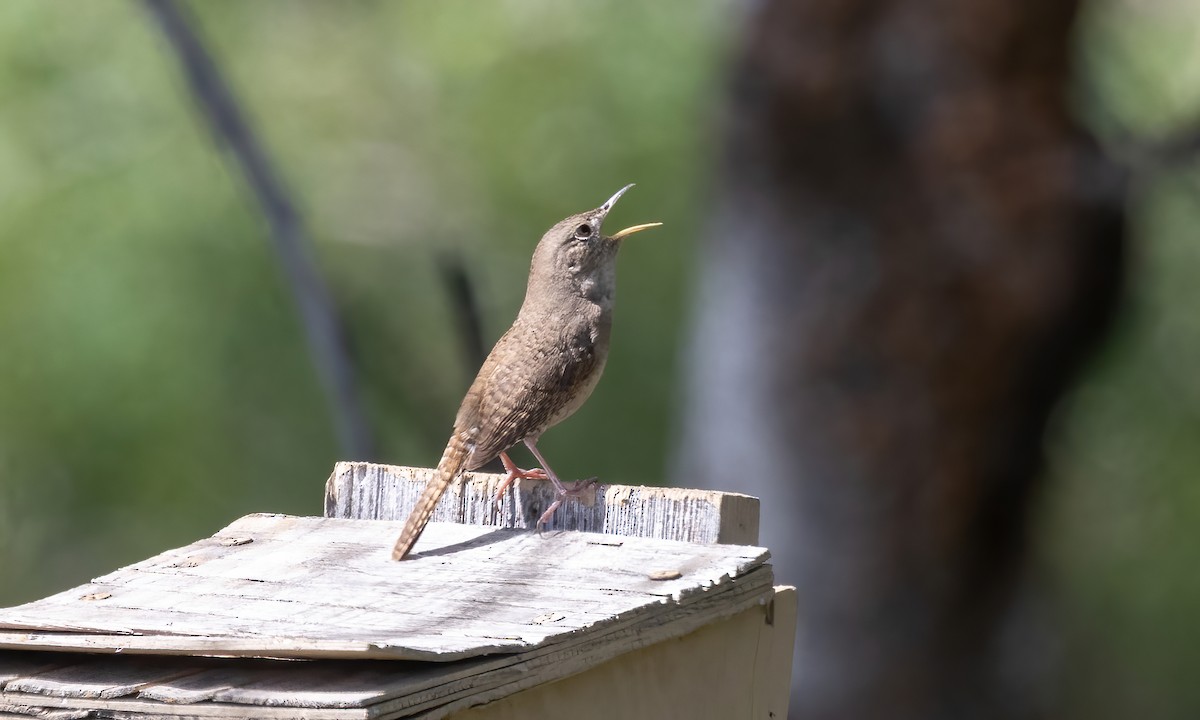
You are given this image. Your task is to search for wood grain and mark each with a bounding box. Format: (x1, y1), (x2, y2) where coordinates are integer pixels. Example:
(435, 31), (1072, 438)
(0, 514), (768, 662)
(0, 481), (787, 718)
(0, 585), (790, 719)
(325, 462), (760, 546)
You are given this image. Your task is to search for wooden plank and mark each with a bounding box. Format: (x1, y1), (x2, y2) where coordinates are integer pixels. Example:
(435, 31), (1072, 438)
(371, 569), (779, 719)
(325, 463), (760, 545)
(206, 660), (480, 712)
(0, 571), (781, 719)
(195, 568), (774, 717)
(431, 586), (796, 720)
(0, 567), (770, 717)
(135, 666), (249, 704)
(0, 708), (90, 720)
(0, 498), (778, 717)
(0, 692), (360, 720)
(279, 568), (771, 717)
(0, 515), (769, 662)
(752, 586), (798, 720)
(134, 657), (435, 706)
(4, 658), (200, 699)
(0, 635), (374, 660)
(0, 654), (79, 686)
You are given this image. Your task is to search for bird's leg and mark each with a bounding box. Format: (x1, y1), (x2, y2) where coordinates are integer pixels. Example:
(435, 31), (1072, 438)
(523, 438), (597, 531)
(491, 451), (549, 512)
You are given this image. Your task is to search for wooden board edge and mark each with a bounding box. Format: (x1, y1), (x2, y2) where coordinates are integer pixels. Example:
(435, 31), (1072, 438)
(324, 461), (761, 546)
(395, 580), (783, 720)
(753, 585), (797, 719)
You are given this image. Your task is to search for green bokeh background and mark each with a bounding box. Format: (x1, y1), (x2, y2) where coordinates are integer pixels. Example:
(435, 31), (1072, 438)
(0, 1), (1196, 717)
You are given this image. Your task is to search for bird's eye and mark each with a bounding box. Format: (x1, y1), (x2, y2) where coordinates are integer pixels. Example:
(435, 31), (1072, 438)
(574, 223), (593, 239)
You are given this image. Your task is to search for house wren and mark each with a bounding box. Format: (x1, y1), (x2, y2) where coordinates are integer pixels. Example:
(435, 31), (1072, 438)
(392, 184), (660, 560)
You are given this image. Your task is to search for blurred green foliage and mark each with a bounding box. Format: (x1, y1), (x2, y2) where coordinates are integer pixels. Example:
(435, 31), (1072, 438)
(0, 0), (723, 600)
(0, 1), (1197, 718)
(1044, 2), (1200, 717)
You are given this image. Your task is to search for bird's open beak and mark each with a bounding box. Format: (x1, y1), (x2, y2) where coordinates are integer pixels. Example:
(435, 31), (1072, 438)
(599, 184), (662, 240)
(600, 183), (635, 213)
(610, 222), (663, 240)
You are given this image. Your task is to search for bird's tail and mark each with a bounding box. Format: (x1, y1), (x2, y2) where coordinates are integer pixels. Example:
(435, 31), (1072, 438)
(391, 434), (471, 560)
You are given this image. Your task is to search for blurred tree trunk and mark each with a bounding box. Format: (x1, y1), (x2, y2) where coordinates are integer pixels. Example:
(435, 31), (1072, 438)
(673, 1), (1124, 719)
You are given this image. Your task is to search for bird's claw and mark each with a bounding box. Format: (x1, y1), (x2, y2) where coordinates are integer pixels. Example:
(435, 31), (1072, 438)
(492, 452), (551, 515)
(535, 476), (600, 533)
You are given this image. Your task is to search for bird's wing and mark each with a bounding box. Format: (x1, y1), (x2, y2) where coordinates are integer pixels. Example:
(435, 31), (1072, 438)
(457, 317), (601, 466)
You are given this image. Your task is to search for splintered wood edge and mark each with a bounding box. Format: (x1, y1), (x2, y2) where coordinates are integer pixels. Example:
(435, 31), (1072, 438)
(407, 583), (796, 720)
(324, 462), (761, 546)
(0, 552), (774, 662)
(0, 577), (784, 720)
(0, 514), (771, 663)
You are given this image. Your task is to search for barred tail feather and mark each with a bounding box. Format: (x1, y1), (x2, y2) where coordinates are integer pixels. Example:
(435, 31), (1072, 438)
(391, 435), (471, 560)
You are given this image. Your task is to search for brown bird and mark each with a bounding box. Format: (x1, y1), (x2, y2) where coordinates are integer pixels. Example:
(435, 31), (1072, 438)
(392, 184), (660, 560)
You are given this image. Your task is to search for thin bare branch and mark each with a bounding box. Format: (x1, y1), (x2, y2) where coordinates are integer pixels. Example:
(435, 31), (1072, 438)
(141, 0), (374, 459)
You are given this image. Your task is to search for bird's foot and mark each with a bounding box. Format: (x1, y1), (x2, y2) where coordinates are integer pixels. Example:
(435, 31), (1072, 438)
(492, 451), (550, 512)
(536, 476), (599, 533)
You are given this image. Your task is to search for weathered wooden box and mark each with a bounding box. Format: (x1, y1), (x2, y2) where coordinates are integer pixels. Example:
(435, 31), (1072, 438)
(0, 463), (796, 719)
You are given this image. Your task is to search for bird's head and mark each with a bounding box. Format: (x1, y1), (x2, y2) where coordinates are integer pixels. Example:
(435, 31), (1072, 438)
(525, 184), (661, 306)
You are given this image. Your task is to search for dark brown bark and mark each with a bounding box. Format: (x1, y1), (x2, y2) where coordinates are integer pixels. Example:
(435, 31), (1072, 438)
(673, 1), (1124, 718)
